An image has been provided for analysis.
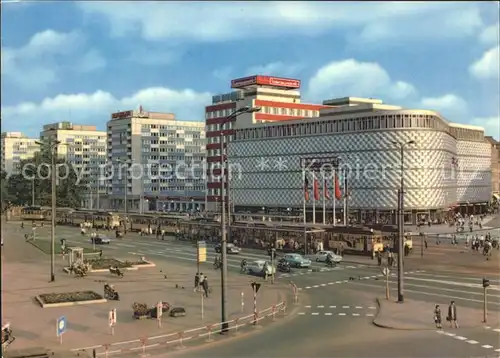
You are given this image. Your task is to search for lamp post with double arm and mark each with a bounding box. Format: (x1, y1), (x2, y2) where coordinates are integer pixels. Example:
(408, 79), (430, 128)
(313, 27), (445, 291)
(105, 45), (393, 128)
(392, 140), (416, 303)
(220, 106), (261, 333)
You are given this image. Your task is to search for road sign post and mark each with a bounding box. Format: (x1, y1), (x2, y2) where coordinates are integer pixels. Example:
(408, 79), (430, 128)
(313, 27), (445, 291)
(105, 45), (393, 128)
(383, 267), (390, 300)
(56, 316), (67, 344)
(197, 241), (207, 274)
(108, 309), (116, 335)
(157, 302), (163, 328)
(251, 281), (261, 326)
(201, 291), (204, 320)
(483, 278), (490, 323)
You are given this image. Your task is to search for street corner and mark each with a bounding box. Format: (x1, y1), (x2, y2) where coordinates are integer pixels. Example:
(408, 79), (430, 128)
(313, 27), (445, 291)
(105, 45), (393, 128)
(372, 298), (496, 331)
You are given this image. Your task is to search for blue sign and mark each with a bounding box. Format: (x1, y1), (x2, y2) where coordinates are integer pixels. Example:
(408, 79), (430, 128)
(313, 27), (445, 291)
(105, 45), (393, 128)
(57, 316), (67, 336)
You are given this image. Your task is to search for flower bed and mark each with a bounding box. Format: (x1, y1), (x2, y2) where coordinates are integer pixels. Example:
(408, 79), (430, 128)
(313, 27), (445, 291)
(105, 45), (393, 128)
(36, 290), (106, 308)
(85, 258), (133, 270)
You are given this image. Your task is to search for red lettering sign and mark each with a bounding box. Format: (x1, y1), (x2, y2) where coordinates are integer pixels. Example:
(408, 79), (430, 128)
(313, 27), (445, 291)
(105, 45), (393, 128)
(231, 76), (258, 89)
(111, 111), (132, 119)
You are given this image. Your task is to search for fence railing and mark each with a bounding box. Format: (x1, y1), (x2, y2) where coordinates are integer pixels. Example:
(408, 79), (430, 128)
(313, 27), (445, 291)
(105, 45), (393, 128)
(71, 301), (286, 357)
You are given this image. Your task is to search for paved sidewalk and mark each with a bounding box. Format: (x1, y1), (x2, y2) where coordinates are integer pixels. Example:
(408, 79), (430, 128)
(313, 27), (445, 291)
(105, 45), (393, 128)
(3, 250), (288, 352)
(373, 297), (500, 330)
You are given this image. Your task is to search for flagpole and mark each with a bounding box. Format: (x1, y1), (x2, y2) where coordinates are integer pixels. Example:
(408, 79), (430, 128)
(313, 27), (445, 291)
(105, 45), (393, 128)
(333, 169), (336, 226)
(343, 168), (348, 226)
(312, 172), (316, 224)
(322, 171), (326, 224)
(302, 167), (307, 254)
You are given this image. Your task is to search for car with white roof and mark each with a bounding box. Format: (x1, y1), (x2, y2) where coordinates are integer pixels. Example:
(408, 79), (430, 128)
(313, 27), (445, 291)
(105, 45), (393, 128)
(314, 250), (343, 263)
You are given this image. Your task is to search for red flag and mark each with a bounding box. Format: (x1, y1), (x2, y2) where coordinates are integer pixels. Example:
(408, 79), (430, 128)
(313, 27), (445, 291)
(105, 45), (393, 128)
(313, 178), (320, 201)
(324, 180), (330, 199)
(334, 174), (342, 200)
(304, 177), (310, 201)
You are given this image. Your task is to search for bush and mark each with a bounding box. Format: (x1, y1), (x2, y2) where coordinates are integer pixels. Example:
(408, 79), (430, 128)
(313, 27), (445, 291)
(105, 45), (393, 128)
(38, 291), (103, 304)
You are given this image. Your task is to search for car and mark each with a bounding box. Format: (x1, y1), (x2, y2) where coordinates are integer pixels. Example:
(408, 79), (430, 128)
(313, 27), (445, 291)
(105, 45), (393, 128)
(90, 234), (111, 245)
(283, 253), (311, 268)
(246, 260), (276, 276)
(314, 250), (343, 263)
(214, 243), (241, 254)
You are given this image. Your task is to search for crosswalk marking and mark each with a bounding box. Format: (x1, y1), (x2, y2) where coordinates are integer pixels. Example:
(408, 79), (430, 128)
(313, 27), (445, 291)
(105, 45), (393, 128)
(466, 340), (479, 344)
(482, 345), (494, 348)
(454, 336), (467, 340)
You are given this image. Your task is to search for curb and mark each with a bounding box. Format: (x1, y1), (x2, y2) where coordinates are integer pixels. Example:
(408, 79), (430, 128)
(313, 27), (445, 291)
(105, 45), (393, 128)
(63, 260), (156, 274)
(35, 295), (107, 308)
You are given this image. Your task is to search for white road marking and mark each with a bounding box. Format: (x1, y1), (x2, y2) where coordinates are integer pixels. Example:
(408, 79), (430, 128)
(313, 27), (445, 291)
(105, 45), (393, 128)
(355, 306), (363, 309)
(366, 313), (374, 317)
(495, 349), (500, 352)
(329, 305), (336, 308)
(343, 280), (349, 283)
(454, 336), (467, 340)
(466, 340), (479, 344)
(313, 285), (319, 288)
(335, 281), (342, 284)
(363, 276), (370, 279)
(311, 312), (319, 316)
(328, 282), (334, 285)
(320, 284), (326, 287)
(494, 328), (500, 332)
(317, 305), (324, 308)
(482, 345), (493, 349)
(369, 307), (376, 309)
(405, 277), (500, 291)
(444, 332), (456, 337)
(325, 313), (332, 316)
(338, 313), (346, 316)
(305, 287), (311, 289)
(342, 306), (350, 308)
(305, 305), (311, 308)
(352, 313), (360, 316)
(298, 312), (305, 315)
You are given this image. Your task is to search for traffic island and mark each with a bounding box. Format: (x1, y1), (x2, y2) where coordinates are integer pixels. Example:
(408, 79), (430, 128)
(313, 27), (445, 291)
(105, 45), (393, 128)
(373, 297), (498, 330)
(28, 239), (98, 256)
(63, 258), (155, 274)
(35, 291), (107, 308)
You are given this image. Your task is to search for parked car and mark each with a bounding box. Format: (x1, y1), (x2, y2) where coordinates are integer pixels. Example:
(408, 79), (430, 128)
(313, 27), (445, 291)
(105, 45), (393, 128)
(215, 243), (241, 254)
(246, 260), (276, 276)
(90, 234), (111, 245)
(314, 250), (343, 263)
(282, 253), (311, 268)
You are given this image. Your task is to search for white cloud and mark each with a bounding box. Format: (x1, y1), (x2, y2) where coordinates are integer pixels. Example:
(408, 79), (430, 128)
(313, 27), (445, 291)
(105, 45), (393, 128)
(245, 62), (303, 77)
(77, 50), (107, 73)
(77, 2), (483, 44)
(419, 94), (469, 121)
(469, 46), (500, 80)
(1, 87), (212, 135)
(307, 59), (417, 102)
(479, 23), (499, 46)
(1, 29), (105, 90)
(470, 116), (500, 140)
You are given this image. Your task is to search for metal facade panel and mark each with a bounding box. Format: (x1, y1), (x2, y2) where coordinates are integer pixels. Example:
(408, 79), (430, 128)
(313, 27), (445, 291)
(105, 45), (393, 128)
(229, 129), (492, 210)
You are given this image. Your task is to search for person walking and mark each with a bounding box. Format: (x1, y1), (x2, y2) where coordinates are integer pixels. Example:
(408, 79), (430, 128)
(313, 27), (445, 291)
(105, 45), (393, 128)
(434, 305), (442, 329)
(447, 301), (458, 328)
(202, 275), (209, 298)
(193, 273), (200, 292)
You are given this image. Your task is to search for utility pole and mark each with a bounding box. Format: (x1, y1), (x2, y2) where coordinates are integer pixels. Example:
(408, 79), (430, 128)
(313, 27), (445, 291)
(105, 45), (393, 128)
(32, 178), (35, 206)
(50, 144), (57, 282)
(219, 129), (229, 333)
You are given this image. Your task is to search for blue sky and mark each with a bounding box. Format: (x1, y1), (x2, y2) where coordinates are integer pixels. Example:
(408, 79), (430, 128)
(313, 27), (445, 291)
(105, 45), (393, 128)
(1, 1), (499, 138)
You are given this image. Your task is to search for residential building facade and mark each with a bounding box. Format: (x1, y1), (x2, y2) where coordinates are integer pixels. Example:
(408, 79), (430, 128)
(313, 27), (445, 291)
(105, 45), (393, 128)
(107, 107), (206, 212)
(1, 132), (40, 176)
(40, 122), (107, 208)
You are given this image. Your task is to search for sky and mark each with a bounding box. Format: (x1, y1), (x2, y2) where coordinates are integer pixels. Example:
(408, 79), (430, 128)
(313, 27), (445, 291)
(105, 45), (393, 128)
(1, 1), (499, 139)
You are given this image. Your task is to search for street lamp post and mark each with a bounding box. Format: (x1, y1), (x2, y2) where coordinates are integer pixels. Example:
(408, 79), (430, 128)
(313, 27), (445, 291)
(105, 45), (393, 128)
(36, 139), (61, 282)
(220, 106), (261, 333)
(392, 140), (415, 303)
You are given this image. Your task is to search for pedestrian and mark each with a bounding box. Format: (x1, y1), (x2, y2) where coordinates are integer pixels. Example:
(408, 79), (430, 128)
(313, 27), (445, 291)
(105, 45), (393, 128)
(193, 273), (200, 292)
(447, 301), (458, 328)
(424, 239), (428, 250)
(202, 276), (209, 298)
(434, 305), (442, 329)
(377, 252), (382, 266)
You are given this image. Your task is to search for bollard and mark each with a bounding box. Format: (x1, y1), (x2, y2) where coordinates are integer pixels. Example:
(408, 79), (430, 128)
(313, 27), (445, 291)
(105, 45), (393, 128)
(206, 325), (213, 342)
(178, 332), (184, 349)
(140, 338), (147, 357)
(92, 348), (96, 358)
(272, 305), (276, 321)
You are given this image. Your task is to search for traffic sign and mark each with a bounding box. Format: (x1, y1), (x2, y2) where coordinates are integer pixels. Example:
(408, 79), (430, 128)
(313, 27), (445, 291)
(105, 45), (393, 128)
(251, 282), (261, 293)
(382, 267), (390, 276)
(57, 316), (67, 336)
(197, 241), (207, 263)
